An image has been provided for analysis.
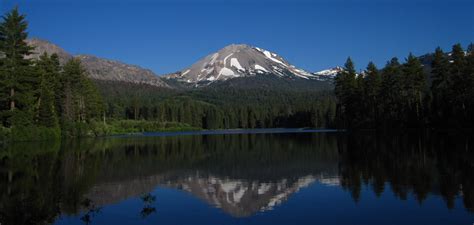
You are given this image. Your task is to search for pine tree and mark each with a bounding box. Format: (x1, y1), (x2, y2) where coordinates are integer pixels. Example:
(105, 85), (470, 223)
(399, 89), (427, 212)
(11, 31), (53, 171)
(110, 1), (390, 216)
(80, 76), (104, 121)
(430, 47), (450, 126)
(464, 43), (474, 126)
(364, 62), (381, 127)
(36, 53), (60, 127)
(354, 70), (365, 126)
(380, 58), (402, 127)
(59, 58), (105, 136)
(60, 59), (81, 124)
(402, 53), (426, 126)
(449, 44), (468, 126)
(0, 7), (35, 127)
(335, 57), (357, 127)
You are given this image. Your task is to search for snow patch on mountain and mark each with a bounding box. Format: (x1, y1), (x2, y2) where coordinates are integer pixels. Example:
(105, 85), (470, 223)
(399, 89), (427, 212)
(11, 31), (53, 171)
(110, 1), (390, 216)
(223, 53), (233, 66)
(259, 49), (287, 66)
(231, 58), (245, 71)
(182, 69), (191, 76)
(255, 64), (268, 72)
(218, 67), (235, 77)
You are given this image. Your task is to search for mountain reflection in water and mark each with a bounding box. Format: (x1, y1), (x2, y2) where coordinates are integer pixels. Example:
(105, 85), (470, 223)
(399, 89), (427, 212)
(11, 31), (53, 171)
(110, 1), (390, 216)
(0, 131), (473, 224)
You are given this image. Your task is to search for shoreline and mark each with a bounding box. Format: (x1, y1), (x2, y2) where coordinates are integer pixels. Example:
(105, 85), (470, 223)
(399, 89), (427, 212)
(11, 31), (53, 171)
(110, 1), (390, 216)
(111, 128), (345, 138)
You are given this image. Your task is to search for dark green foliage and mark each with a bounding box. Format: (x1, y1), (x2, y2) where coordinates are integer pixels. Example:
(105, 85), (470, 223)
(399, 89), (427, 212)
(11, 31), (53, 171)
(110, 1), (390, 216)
(0, 7), (35, 127)
(102, 120), (199, 135)
(379, 58), (403, 127)
(36, 53), (60, 127)
(430, 47), (451, 126)
(336, 44), (474, 129)
(96, 80), (337, 130)
(401, 53), (427, 126)
(466, 43), (474, 125)
(59, 59), (105, 137)
(363, 62), (381, 127)
(10, 125), (60, 142)
(334, 58), (357, 127)
(449, 44), (470, 126)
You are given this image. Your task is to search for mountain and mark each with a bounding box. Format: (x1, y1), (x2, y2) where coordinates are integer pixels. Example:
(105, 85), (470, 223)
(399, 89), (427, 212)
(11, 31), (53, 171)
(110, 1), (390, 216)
(26, 39), (339, 90)
(75, 54), (168, 87)
(26, 38), (73, 64)
(312, 67), (344, 81)
(164, 44), (334, 88)
(26, 38), (169, 88)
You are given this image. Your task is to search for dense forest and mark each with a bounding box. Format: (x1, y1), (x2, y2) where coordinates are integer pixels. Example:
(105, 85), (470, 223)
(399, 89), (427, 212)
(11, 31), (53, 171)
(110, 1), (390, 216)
(335, 44), (474, 129)
(97, 80), (335, 130)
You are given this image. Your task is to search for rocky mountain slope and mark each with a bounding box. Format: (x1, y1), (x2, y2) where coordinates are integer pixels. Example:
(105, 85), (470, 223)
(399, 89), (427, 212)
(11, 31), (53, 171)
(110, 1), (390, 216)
(26, 38), (73, 64)
(26, 38), (169, 87)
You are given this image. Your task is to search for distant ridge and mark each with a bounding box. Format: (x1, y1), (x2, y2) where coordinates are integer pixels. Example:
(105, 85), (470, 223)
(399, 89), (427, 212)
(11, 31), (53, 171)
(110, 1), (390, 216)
(26, 38), (170, 88)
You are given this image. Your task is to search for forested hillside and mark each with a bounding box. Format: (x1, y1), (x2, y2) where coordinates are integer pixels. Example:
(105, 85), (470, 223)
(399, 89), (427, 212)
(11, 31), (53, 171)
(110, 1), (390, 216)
(96, 80), (336, 130)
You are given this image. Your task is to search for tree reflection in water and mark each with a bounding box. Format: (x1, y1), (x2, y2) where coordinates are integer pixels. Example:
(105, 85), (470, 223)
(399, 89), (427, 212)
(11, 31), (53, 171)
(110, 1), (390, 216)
(79, 198), (101, 225)
(337, 131), (474, 212)
(0, 131), (472, 225)
(140, 193), (157, 218)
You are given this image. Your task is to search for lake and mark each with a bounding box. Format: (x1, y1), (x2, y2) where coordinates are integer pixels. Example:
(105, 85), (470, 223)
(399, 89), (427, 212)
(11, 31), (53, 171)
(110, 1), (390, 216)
(0, 129), (473, 225)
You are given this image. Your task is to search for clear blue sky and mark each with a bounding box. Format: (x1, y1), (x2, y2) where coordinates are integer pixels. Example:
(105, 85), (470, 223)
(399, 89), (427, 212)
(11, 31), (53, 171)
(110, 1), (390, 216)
(1, 0), (473, 74)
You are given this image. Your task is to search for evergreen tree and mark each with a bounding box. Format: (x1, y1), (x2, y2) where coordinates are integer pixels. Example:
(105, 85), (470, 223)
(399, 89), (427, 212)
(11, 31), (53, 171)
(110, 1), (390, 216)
(0, 7), (35, 127)
(335, 57), (357, 127)
(35, 53), (60, 127)
(80, 76), (104, 121)
(448, 44), (469, 126)
(364, 62), (381, 127)
(430, 47), (450, 126)
(59, 58), (105, 136)
(354, 69), (365, 126)
(464, 43), (474, 126)
(380, 58), (402, 127)
(60, 59), (81, 124)
(402, 53), (426, 126)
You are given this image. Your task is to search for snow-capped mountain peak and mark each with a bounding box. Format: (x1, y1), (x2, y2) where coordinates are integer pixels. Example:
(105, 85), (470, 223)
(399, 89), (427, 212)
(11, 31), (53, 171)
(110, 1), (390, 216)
(312, 66), (343, 81)
(165, 44), (319, 85)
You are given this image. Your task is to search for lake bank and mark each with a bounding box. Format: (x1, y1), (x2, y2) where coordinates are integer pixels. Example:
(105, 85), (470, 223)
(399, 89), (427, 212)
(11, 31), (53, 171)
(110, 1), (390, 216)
(112, 128), (344, 138)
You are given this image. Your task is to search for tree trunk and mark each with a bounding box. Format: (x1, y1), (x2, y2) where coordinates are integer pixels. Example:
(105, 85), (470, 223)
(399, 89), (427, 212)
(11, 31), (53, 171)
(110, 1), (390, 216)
(10, 88), (15, 110)
(80, 96), (85, 122)
(63, 83), (73, 122)
(134, 107), (138, 120)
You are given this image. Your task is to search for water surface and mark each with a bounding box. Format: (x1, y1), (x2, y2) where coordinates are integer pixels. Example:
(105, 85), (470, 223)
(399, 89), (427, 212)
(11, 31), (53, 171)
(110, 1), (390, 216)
(0, 130), (473, 225)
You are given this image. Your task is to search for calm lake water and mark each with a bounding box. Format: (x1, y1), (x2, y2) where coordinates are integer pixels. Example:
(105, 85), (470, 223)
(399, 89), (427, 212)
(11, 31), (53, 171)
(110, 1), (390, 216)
(0, 129), (473, 225)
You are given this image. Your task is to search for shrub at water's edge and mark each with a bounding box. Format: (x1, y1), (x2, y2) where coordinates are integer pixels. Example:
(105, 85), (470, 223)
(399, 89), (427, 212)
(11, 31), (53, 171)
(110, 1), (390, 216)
(89, 120), (200, 136)
(10, 126), (61, 142)
(0, 120), (199, 142)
